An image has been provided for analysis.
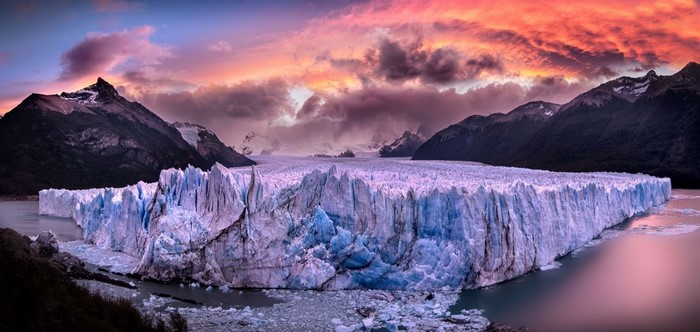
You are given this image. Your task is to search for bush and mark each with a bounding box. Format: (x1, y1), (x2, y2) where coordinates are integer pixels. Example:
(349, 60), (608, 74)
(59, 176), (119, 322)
(337, 149), (355, 158)
(0, 228), (174, 332)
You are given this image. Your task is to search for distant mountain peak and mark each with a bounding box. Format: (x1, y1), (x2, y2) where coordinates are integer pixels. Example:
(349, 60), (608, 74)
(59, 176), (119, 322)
(379, 130), (425, 157)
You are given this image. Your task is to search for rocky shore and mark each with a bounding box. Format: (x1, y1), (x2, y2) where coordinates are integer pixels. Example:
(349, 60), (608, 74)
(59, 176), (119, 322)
(2, 227), (531, 331)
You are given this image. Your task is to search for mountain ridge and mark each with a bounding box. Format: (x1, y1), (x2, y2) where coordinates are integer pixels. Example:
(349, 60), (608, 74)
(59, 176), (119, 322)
(413, 63), (700, 188)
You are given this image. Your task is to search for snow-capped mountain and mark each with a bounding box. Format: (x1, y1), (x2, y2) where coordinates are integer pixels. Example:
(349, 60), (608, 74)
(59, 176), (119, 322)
(413, 101), (561, 163)
(239, 131), (283, 155)
(379, 130), (426, 157)
(172, 122), (253, 168)
(415, 62), (700, 187)
(0, 78), (253, 195)
(560, 70), (659, 112)
(368, 125), (399, 150)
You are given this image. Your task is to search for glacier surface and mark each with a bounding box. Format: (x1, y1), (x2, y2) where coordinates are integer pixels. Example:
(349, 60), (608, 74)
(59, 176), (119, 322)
(39, 157), (671, 290)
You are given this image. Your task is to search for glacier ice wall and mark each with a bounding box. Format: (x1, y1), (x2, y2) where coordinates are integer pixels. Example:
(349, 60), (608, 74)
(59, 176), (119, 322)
(39, 158), (671, 290)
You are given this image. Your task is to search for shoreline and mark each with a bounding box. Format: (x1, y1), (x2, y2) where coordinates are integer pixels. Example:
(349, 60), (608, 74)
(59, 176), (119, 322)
(0, 195), (39, 201)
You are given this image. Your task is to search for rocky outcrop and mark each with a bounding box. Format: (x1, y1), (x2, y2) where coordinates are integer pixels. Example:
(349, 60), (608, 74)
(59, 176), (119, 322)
(30, 230), (59, 257)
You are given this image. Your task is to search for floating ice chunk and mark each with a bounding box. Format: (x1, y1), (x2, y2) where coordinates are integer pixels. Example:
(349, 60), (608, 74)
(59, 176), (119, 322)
(539, 261), (563, 271)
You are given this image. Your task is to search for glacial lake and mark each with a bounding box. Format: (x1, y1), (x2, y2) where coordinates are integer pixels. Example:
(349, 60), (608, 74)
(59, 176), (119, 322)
(1, 190), (700, 330)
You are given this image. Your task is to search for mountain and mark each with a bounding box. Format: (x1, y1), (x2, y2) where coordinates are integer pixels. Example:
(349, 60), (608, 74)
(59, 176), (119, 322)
(413, 101), (561, 163)
(0, 78), (254, 195)
(379, 130), (426, 157)
(414, 62), (700, 187)
(368, 125), (399, 150)
(172, 122), (254, 168)
(239, 131), (283, 155)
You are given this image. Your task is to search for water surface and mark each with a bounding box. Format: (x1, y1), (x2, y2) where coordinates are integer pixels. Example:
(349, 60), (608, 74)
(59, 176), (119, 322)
(0, 201), (82, 241)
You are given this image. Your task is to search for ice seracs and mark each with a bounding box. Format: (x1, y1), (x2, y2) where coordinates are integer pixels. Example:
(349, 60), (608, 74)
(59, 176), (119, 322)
(40, 157), (671, 290)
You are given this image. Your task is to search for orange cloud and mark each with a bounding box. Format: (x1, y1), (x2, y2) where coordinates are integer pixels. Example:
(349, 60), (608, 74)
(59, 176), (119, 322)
(197, 0), (698, 91)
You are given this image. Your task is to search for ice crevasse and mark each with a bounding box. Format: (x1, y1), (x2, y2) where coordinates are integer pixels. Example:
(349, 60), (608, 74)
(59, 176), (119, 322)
(40, 159), (671, 290)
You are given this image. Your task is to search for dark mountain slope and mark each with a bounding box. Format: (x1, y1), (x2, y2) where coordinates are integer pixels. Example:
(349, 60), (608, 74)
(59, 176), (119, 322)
(413, 101), (561, 164)
(0, 78), (253, 195)
(379, 130), (426, 157)
(414, 63), (700, 187)
(512, 63), (700, 187)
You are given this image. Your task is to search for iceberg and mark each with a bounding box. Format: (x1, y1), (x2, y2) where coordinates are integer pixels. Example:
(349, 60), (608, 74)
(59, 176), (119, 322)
(39, 157), (671, 290)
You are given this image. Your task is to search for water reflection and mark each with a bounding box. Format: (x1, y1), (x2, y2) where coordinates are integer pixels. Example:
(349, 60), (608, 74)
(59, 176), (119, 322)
(0, 201), (82, 241)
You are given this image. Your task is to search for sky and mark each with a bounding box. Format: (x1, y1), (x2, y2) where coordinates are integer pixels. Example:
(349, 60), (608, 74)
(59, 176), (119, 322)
(1, 0), (698, 151)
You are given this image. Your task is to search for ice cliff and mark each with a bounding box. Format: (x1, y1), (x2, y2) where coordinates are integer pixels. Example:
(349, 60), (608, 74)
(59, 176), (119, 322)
(39, 157), (671, 290)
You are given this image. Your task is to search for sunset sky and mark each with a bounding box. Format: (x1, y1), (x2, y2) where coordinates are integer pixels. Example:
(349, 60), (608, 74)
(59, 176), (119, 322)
(1, 0), (698, 149)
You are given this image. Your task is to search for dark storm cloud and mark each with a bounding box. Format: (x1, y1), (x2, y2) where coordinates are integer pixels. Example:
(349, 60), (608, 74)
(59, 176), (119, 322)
(321, 37), (504, 85)
(372, 38), (504, 83)
(372, 38), (425, 80)
(423, 48), (464, 83)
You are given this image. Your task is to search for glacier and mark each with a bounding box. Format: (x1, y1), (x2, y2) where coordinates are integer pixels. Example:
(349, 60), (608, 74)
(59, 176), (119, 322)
(39, 157), (671, 290)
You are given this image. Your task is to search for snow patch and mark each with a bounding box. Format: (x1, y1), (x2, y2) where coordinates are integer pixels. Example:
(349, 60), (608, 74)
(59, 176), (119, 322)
(60, 89), (99, 104)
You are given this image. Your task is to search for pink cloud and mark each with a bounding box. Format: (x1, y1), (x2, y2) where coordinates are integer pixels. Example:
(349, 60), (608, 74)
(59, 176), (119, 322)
(58, 25), (172, 82)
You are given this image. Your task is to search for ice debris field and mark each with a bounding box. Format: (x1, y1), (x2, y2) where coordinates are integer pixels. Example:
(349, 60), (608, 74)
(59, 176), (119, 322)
(40, 156), (671, 290)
